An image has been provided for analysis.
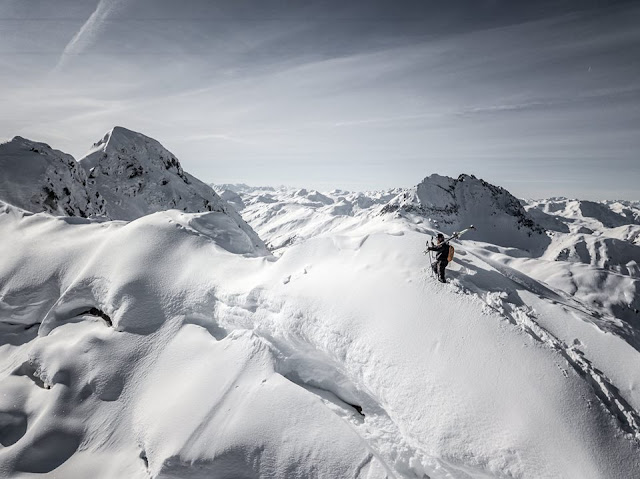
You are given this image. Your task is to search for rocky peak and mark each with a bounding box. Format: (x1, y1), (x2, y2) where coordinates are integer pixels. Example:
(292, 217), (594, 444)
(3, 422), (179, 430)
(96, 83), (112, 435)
(384, 173), (547, 250)
(79, 127), (226, 221)
(0, 136), (106, 217)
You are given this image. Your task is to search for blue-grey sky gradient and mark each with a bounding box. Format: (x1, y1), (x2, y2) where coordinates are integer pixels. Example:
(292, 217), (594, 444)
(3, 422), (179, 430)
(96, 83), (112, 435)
(1, 0), (639, 199)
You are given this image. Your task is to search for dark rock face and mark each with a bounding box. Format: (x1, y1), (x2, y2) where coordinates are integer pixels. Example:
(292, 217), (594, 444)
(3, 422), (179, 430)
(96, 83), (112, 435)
(0, 137), (107, 217)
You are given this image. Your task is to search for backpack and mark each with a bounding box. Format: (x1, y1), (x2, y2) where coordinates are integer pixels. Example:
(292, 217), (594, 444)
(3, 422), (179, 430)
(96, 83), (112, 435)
(447, 245), (455, 262)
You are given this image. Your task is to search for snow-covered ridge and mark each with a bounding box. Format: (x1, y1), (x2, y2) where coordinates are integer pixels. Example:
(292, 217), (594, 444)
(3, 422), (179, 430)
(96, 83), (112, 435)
(1, 195), (640, 478)
(227, 179), (640, 323)
(226, 178), (639, 279)
(0, 136), (106, 217)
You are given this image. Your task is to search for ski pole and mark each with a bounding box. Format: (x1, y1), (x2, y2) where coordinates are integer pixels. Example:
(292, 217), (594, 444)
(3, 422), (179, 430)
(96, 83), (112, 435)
(428, 236), (436, 278)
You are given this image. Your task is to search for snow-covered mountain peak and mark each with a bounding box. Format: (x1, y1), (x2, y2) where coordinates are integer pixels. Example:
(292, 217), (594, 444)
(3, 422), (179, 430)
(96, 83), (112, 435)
(0, 136), (107, 217)
(89, 125), (135, 149)
(78, 127), (267, 255)
(10, 135), (51, 150)
(414, 173), (535, 222)
(384, 173), (547, 250)
(82, 126), (189, 183)
(79, 126), (220, 220)
(90, 125), (152, 149)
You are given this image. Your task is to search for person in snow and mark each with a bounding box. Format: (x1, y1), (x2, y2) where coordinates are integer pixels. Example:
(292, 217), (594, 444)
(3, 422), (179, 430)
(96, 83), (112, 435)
(428, 233), (450, 283)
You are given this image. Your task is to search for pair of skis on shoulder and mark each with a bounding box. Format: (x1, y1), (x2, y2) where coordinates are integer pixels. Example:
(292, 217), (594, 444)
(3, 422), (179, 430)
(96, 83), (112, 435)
(441, 225), (476, 244)
(422, 225), (476, 254)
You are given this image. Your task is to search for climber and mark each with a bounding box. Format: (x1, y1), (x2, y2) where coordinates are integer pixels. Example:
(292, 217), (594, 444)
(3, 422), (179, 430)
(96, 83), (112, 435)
(427, 233), (451, 283)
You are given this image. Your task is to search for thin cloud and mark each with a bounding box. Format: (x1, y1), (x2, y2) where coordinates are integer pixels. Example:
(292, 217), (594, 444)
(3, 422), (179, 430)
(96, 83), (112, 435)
(184, 133), (254, 145)
(55, 0), (128, 71)
(2, 1), (637, 199)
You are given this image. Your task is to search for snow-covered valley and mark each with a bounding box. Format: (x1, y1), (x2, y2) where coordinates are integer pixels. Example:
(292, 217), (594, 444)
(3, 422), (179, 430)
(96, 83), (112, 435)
(1, 128), (639, 478)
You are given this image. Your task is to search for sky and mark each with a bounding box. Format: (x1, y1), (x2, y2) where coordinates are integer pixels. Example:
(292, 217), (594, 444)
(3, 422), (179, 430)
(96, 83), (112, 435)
(1, 0), (639, 200)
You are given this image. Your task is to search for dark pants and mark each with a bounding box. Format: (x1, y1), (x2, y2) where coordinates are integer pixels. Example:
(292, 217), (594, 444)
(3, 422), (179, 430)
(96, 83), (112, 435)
(432, 260), (448, 282)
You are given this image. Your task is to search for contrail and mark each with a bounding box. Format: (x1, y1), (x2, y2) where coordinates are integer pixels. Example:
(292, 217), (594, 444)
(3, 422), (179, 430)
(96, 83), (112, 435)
(54, 0), (128, 71)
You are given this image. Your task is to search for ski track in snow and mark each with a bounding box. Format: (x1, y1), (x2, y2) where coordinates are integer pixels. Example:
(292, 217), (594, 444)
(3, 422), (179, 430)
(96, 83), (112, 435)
(468, 248), (637, 343)
(449, 249), (640, 443)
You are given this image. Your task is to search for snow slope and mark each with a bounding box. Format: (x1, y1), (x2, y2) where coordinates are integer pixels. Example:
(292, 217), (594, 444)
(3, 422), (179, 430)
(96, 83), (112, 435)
(1, 178), (640, 477)
(0, 137), (106, 217)
(229, 180), (639, 324)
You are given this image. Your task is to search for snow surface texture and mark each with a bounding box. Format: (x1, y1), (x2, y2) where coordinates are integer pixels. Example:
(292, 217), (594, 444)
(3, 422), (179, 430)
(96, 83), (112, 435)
(1, 132), (640, 478)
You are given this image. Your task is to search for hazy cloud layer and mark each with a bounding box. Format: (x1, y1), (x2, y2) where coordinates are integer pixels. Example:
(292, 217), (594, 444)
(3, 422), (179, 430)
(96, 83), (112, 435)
(1, 0), (638, 199)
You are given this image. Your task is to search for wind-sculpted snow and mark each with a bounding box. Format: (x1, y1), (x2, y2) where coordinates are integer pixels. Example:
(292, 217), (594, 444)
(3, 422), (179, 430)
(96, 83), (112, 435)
(0, 137), (107, 217)
(1, 188), (640, 478)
